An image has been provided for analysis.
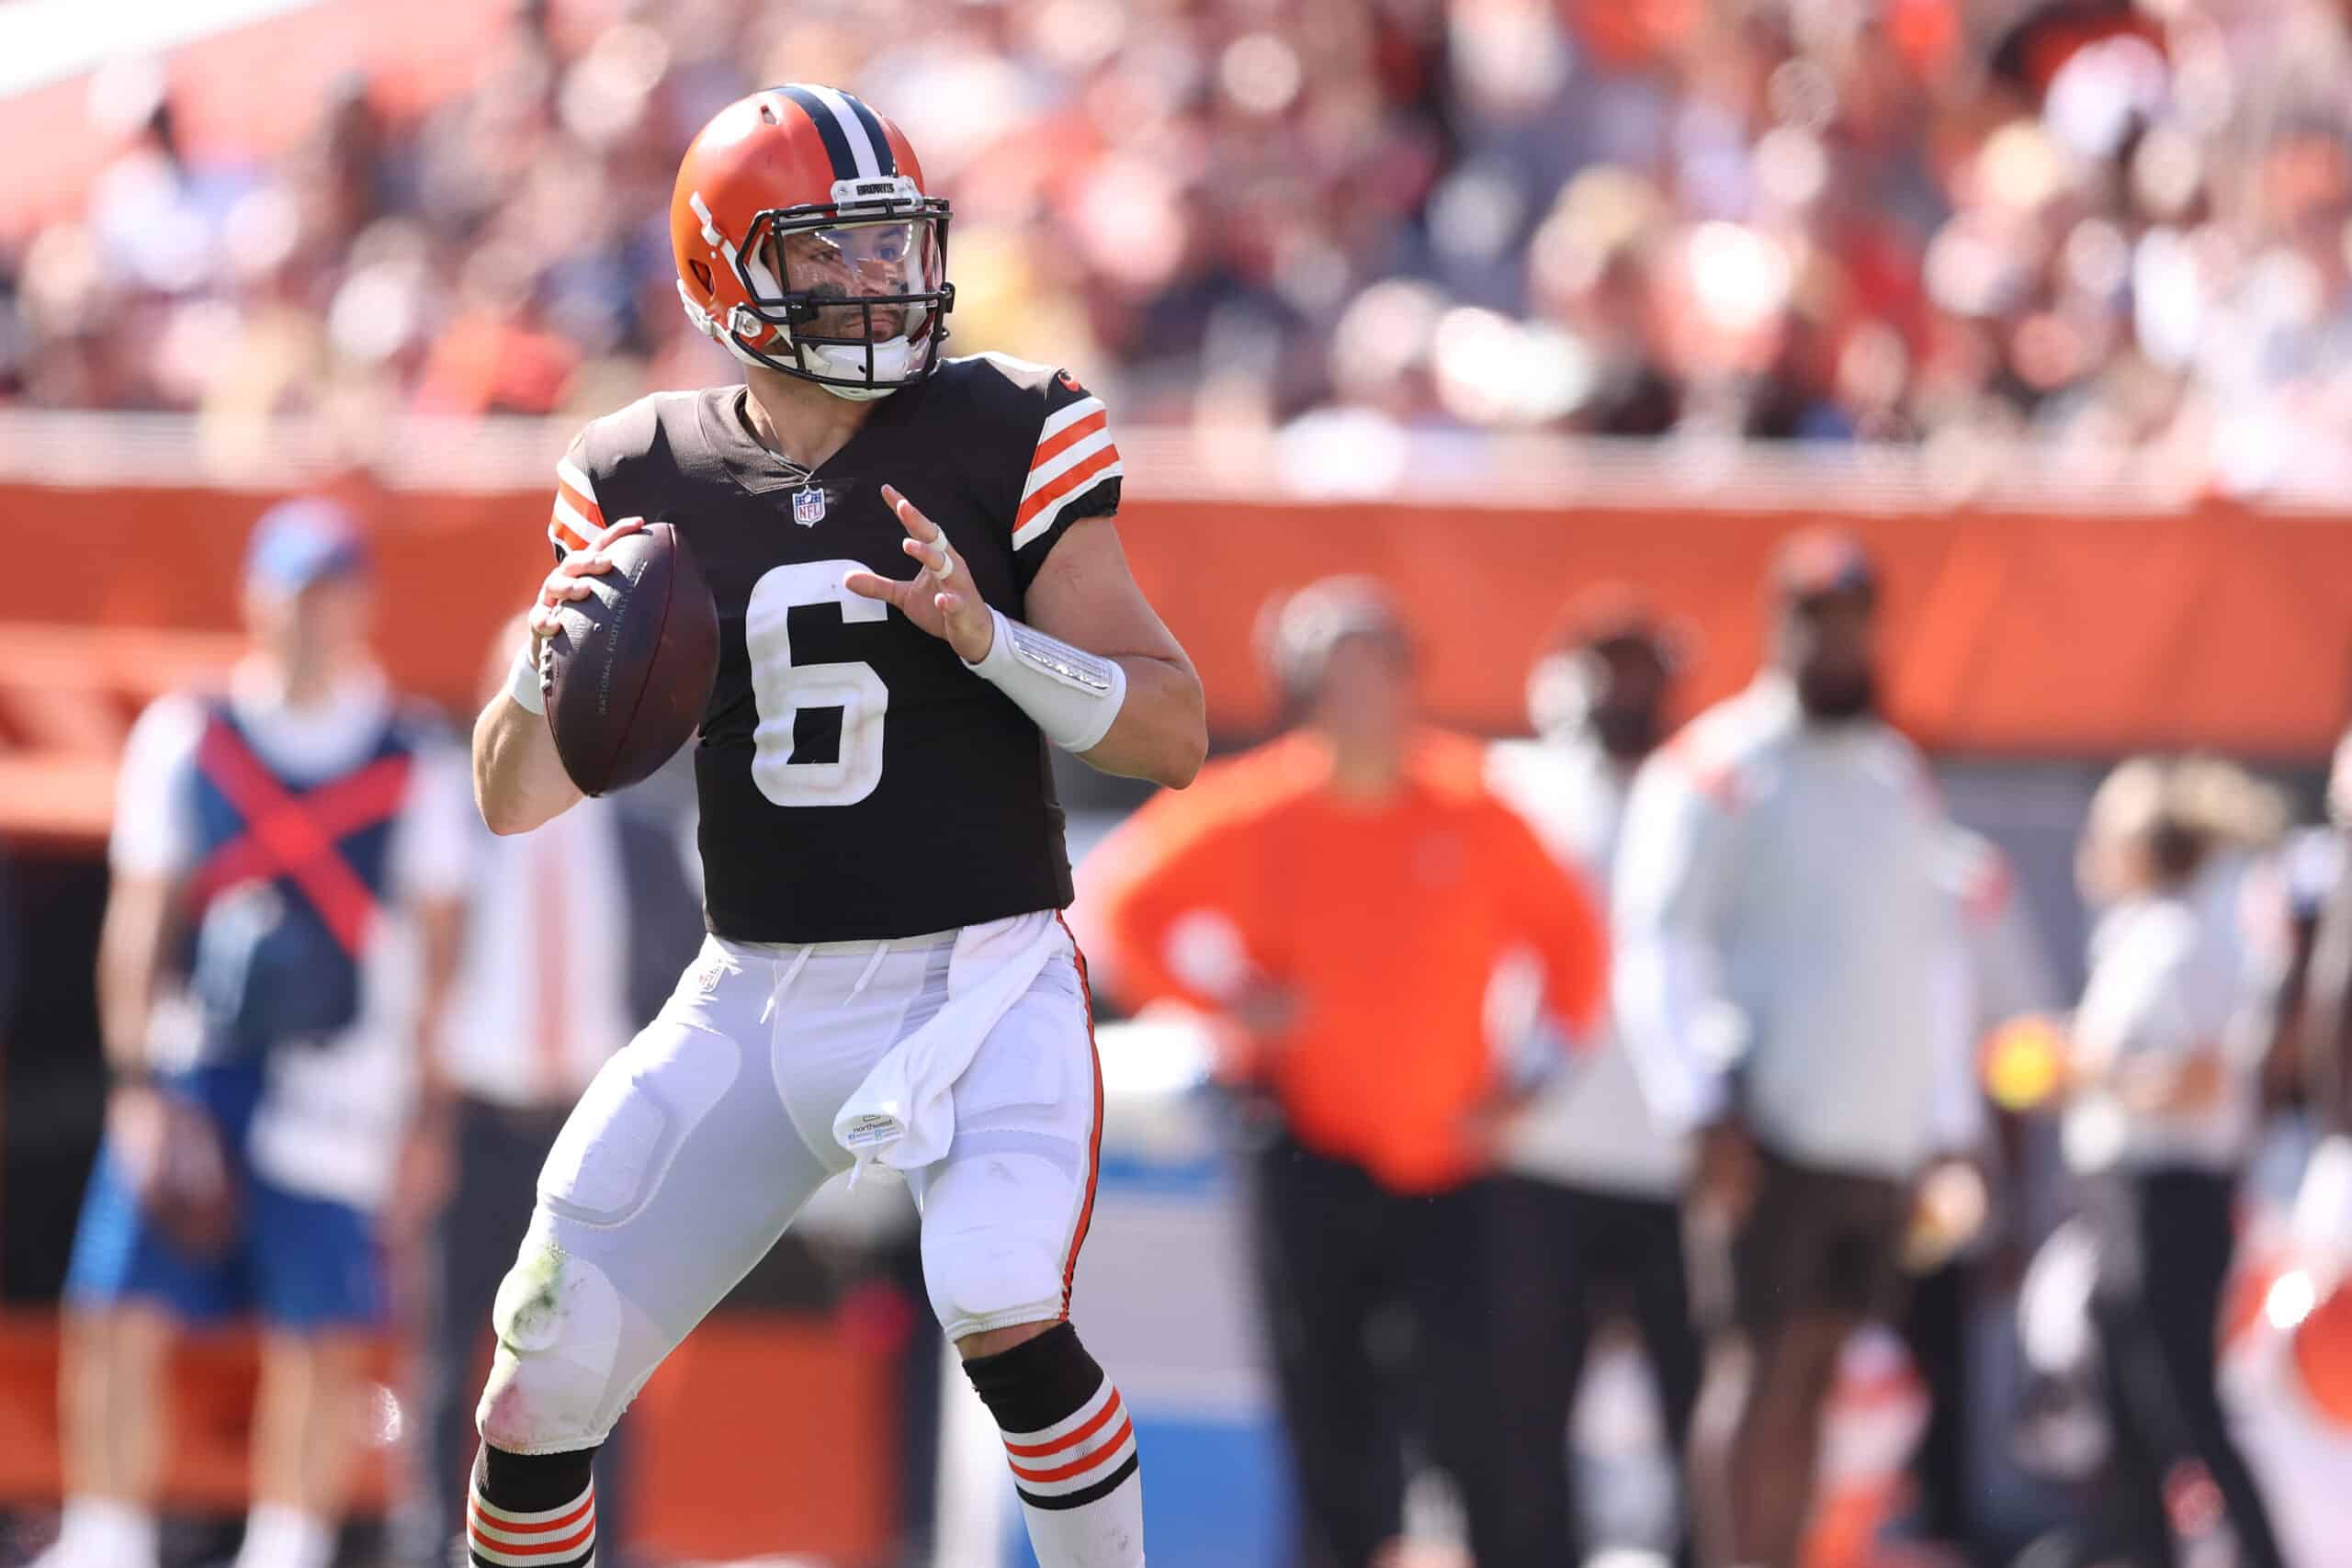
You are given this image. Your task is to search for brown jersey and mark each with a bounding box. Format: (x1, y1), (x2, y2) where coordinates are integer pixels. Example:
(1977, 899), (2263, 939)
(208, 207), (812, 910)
(546, 353), (1124, 942)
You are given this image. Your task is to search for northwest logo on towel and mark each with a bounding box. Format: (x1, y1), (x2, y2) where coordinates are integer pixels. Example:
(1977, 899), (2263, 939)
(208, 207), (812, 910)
(841, 1113), (902, 1148)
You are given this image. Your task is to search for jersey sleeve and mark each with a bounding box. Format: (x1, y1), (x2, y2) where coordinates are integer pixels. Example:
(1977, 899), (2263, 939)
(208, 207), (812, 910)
(548, 427), (609, 561)
(1009, 368), (1124, 589)
(109, 694), (208, 881)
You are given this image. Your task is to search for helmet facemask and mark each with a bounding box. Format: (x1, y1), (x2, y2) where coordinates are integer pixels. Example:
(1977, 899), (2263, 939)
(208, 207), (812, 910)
(708, 182), (954, 400)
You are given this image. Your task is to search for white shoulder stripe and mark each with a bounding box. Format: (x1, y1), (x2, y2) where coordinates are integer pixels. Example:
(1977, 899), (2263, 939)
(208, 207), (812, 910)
(1021, 428), (1117, 502)
(551, 492), (597, 543)
(1012, 457), (1125, 549)
(1035, 395), (1108, 446)
(556, 457), (596, 501)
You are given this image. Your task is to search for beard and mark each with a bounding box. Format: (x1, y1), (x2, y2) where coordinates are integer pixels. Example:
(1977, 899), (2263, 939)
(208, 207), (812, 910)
(804, 284), (908, 342)
(1796, 666), (1878, 722)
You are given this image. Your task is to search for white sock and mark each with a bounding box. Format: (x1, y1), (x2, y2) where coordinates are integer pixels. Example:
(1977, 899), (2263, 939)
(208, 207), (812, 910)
(1001, 1378), (1146, 1568)
(1011, 1423), (1146, 1568)
(45, 1495), (160, 1568)
(232, 1503), (336, 1568)
(962, 1325), (1146, 1568)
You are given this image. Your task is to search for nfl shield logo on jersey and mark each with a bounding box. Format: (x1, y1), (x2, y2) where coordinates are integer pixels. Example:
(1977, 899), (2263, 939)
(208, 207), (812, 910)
(793, 486), (827, 526)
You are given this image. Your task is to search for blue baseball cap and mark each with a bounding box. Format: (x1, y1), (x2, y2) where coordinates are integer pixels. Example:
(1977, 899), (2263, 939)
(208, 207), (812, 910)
(244, 498), (369, 593)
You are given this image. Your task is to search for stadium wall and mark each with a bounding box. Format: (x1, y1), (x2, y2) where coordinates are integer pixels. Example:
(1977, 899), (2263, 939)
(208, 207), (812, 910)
(2, 479), (2348, 788)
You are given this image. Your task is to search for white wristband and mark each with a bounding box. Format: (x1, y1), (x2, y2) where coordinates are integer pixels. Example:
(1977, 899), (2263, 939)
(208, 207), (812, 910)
(963, 607), (1127, 753)
(505, 636), (547, 716)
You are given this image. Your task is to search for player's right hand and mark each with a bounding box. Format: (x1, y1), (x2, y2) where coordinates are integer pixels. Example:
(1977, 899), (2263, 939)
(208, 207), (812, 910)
(528, 516), (647, 639)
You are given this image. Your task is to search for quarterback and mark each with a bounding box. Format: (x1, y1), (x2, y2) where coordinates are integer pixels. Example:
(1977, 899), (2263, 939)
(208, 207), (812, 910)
(465, 84), (1204, 1568)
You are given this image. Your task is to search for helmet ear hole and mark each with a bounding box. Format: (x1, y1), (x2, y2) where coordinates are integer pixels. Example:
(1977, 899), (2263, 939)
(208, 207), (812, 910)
(759, 98), (781, 125)
(689, 259), (715, 294)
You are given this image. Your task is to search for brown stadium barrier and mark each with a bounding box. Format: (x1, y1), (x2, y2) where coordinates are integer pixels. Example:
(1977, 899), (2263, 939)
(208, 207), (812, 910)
(3, 479), (2351, 835)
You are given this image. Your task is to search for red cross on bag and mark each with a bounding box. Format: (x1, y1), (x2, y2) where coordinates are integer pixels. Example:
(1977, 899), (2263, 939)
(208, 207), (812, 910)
(185, 718), (414, 959)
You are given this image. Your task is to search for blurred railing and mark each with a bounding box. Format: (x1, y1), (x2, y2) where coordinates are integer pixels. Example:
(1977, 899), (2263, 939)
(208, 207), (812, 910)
(5, 407), (2341, 515)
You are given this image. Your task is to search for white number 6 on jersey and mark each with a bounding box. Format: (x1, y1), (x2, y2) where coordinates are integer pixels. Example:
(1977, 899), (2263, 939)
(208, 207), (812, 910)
(746, 560), (889, 808)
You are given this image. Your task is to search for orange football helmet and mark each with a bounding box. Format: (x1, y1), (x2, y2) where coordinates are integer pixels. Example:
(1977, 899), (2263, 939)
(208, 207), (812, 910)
(671, 85), (952, 400)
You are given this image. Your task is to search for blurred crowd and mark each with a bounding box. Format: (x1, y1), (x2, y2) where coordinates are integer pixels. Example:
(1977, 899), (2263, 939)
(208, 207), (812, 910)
(14, 0), (2352, 496)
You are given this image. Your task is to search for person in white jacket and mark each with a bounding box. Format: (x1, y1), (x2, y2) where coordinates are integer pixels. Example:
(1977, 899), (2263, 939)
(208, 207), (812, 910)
(1485, 588), (1701, 1568)
(1611, 529), (1980, 1568)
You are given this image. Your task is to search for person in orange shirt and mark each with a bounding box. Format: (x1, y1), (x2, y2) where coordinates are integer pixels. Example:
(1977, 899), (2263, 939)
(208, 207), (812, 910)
(1085, 578), (1610, 1568)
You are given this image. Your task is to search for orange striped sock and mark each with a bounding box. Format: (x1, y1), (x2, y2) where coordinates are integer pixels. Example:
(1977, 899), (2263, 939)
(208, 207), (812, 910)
(468, 1445), (595, 1568)
(966, 1324), (1145, 1567)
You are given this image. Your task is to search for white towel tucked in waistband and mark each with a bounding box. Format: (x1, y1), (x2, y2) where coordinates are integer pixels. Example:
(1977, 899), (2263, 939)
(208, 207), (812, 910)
(832, 910), (1067, 1179)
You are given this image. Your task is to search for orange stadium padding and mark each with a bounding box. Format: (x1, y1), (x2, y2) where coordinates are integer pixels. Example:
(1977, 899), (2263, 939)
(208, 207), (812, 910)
(0, 1313), (401, 1513)
(0, 1308), (897, 1562)
(5, 481), (2350, 786)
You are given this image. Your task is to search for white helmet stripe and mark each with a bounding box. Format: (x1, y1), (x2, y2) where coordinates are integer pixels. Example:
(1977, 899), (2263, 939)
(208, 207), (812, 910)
(690, 189), (781, 299)
(803, 84), (882, 178)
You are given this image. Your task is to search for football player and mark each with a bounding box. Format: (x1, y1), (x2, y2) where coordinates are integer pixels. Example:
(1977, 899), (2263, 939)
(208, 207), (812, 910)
(464, 85), (1204, 1568)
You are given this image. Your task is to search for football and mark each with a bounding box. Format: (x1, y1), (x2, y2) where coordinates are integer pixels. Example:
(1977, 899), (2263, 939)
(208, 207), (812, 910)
(542, 521), (719, 795)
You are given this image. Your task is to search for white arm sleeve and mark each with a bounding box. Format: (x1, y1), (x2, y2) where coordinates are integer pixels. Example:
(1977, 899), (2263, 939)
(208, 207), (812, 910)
(1611, 753), (1745, 1132)
(109, 694), (208, 881)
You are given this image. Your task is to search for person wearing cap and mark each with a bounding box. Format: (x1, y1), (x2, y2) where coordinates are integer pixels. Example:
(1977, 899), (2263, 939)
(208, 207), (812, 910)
(1482, 586), (1702, 1568)
(1611, 529), (1983, 1568)
(1082, 577), (1611, 1568)
(39, 500), (473, 1568)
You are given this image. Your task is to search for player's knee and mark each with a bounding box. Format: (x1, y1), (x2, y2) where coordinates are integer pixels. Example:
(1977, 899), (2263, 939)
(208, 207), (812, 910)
(474, 1240), (631, 1453)
(922, 1226), (1066, 1342)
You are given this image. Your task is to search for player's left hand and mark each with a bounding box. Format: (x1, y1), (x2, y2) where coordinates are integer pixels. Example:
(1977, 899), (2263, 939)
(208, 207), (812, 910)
(844, 485), (996, 663)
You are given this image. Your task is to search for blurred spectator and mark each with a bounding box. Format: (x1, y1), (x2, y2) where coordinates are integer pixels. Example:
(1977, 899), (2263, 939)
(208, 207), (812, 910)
(1611, 528), (1982, 1568)
(2059, 754), (2290, 1568)
(1482, 587), (1700, 1568)
(35, 500), (471, 1568)
(0, 0), (2337, 478)
(390, 616), (702, 1568)
(1084, 578), (1609, 1568)
(2287, 727), (2352, 1131)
